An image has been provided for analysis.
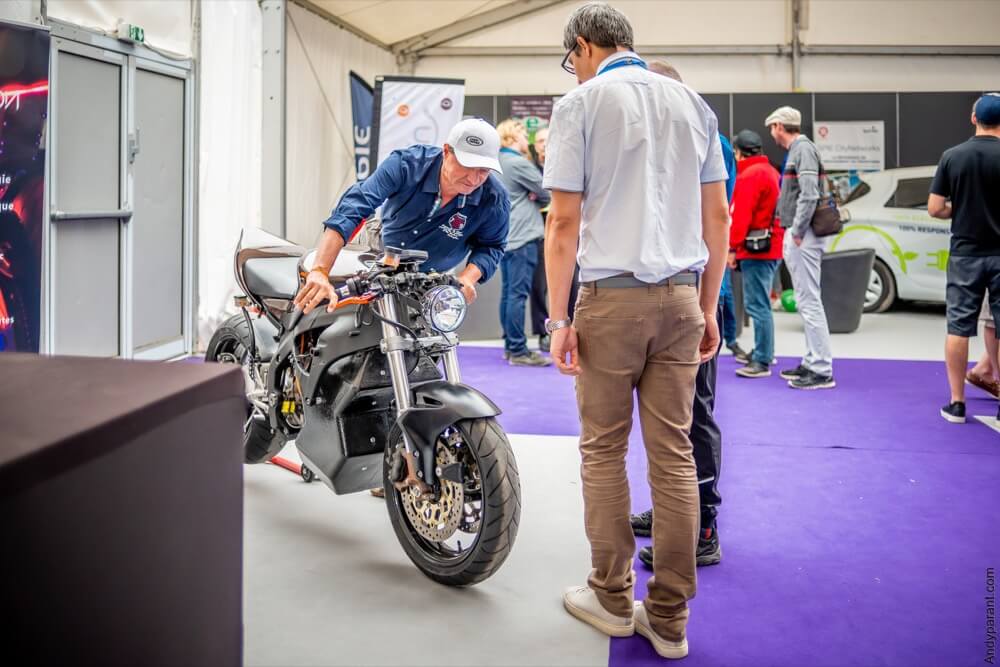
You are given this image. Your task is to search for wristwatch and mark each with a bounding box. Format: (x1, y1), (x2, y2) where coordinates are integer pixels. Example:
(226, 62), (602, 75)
(544, 318), (572, 334)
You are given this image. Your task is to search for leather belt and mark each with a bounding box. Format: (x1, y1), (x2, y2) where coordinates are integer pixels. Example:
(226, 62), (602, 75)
(590, 271), (699, 289)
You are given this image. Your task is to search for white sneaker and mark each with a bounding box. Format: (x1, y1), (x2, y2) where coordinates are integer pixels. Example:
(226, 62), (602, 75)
(562, 586), (634, 637)
(634, 601), (689, 659)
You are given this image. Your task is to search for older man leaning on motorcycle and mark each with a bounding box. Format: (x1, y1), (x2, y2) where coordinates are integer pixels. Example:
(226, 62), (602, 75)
(293, 118), (510, 498)
(294, 118), (511, 316)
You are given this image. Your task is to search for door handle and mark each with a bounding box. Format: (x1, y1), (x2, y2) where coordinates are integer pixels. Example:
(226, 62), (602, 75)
(128, 129), (140, 164)
(51, 209), (134, 222)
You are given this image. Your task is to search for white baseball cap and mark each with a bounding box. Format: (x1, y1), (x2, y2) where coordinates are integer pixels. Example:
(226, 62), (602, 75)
(446, 118), (503, 174)
(765, 106), (802, 128)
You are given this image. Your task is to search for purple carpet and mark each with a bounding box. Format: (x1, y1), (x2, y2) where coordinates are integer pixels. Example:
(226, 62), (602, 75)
(458, 346), (1000, 667)
(458, 346), (1000, 456)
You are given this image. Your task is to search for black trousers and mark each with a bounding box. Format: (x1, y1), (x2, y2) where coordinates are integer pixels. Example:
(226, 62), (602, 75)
(530, 237), (580, 335)
(690, 303), (724, 531)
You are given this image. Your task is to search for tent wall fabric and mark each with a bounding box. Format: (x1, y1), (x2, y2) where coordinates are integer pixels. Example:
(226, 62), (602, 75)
(197, 0), (263, 348)
(46, 0), (193, 57)
(0, 1), (37, 24)
(284, 2), (397, 249)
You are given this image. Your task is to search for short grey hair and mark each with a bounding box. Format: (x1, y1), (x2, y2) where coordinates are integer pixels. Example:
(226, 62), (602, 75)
(562, 2), (634, 52)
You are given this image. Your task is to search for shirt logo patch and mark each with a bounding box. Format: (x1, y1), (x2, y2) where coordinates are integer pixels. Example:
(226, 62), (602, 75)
(440, 212), (467, 240)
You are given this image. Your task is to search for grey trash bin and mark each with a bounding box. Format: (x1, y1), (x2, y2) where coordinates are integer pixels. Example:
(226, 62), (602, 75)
(820, 248), (877, 334)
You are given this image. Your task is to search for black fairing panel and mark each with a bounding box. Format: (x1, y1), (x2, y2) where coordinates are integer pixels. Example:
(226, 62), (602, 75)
(245, 312), (280, 361)
(296, 398), (385, 495)
(398, 382), (502, 484)
(298, 305), (384, 401)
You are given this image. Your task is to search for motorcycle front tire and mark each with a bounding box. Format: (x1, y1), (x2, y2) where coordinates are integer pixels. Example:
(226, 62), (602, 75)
(385, 417), (521, 587)
(205, 313), (283, 464)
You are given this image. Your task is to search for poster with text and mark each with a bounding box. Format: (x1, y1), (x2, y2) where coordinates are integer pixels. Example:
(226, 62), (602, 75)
(510, 96), (557, 122)
(372, 76), (464, 168)
(0, 20), (50, 353)
(814, 121), (885, 172)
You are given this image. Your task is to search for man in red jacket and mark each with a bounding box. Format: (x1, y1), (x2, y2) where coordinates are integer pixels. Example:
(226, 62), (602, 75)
(729, 130), (783, 378)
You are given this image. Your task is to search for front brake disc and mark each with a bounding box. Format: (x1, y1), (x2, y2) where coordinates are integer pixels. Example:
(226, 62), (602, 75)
(400, 445), (464, 542)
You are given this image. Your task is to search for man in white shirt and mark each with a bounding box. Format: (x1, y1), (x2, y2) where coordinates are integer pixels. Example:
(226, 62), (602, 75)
(543, 2), (730, 659)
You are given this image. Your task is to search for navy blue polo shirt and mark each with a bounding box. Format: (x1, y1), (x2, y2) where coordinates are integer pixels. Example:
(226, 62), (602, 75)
(323, 145), (510, 282)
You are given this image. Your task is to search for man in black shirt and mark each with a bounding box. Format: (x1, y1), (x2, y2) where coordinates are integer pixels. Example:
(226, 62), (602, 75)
(929, 93), (1000, 423)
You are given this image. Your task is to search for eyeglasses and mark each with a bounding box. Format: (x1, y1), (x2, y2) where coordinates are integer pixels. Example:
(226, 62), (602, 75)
(561, 46), (576, 75)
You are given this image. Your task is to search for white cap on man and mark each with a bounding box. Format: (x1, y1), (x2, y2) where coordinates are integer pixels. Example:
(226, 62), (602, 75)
(446, 118), (503, 174)
(765, 106), (803, 128)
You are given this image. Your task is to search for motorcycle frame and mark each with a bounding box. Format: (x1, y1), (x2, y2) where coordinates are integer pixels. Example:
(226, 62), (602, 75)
(239, 286), (499, 496)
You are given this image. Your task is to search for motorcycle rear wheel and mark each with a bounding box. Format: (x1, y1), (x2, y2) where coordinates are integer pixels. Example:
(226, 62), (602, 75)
(384, 417), (520, 587)
(205, 314), (283, 464)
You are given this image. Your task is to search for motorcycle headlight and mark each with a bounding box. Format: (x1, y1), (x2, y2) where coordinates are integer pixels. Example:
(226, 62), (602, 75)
(422, 285), (467, 333)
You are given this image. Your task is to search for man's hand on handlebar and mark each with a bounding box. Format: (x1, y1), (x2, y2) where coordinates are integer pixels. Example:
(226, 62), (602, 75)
(294, 269), (339, 314)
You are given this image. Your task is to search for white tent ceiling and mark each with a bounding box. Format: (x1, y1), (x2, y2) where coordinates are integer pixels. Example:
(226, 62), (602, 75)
(296, 0), (575, 56)
(307, 0), (515, 45)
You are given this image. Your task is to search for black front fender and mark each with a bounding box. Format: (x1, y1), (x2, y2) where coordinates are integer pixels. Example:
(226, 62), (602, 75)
(396, 381), (501, 485)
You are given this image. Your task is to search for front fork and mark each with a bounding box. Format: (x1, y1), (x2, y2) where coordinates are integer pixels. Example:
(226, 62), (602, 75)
(376, 295), (461, 493)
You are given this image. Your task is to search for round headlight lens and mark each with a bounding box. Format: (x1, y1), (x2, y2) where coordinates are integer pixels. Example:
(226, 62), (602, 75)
(422, 285), (467, 333)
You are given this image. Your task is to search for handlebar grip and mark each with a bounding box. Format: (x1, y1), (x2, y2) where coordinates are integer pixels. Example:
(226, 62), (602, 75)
(335, 276), (366, 299)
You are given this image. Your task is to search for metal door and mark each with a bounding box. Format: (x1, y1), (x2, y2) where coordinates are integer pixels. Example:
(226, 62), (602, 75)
(48, 39), (128, 357)
(129, 60), (190, 359)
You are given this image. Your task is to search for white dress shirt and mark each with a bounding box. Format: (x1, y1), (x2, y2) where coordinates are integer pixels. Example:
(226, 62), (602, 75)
(543, 51), (728, 283)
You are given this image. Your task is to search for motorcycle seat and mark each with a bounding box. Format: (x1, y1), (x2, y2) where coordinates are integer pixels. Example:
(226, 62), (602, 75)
(243, 256), (300, 299)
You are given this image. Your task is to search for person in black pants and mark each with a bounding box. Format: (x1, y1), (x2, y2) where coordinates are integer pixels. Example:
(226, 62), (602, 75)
(531, 236), (579, 351)
(627, 60), (733, 568)
(630, 302), (724, 568)
(530, 236), (550, 349)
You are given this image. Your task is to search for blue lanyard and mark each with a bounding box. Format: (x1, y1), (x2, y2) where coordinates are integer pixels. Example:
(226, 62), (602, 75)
(427, 195), (442, 220)
(598, 56), (647, 76)
(426, 193), (467, 223)
(499, 147), (521, 156)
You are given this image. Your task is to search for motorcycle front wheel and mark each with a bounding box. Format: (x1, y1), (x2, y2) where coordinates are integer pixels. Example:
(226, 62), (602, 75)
(384, 417), (521, 587)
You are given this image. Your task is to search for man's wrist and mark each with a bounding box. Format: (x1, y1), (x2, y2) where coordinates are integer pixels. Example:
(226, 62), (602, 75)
(309, 264), (330, 277)
(545, 318), (572, 333)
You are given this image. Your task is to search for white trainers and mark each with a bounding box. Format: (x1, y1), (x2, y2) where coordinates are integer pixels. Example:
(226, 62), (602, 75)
(562, 586), (635, 637)
(634, 601), (689, 659)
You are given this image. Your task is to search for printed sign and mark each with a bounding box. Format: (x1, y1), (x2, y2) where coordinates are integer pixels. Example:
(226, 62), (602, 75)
(814, 121), (885, 172)
(510, 96), (556, 122)
(372, 76), (465, 168)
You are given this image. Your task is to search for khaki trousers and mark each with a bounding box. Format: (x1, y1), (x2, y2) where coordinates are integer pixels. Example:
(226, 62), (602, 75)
(574, 281), (704, 642)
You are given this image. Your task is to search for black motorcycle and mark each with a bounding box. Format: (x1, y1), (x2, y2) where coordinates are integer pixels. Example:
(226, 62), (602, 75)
(206, 231), (520, 586)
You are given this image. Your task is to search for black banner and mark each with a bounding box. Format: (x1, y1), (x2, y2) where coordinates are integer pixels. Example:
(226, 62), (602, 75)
(0, 21), (49, 353)
(349, 71), (373, 181)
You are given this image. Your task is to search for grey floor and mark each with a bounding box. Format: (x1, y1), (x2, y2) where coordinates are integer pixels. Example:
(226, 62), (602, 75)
(244, 434), (609, 667)
(243, 305), (983, 666)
